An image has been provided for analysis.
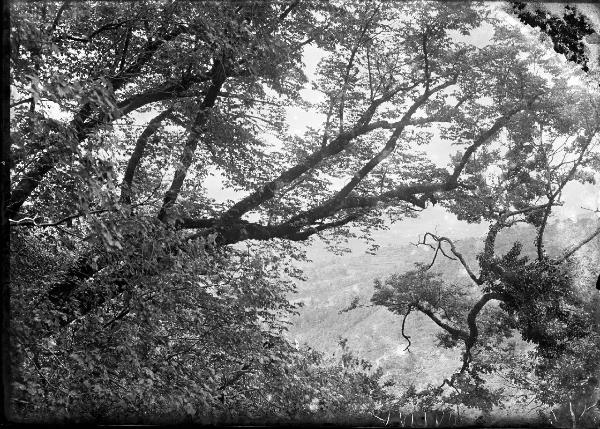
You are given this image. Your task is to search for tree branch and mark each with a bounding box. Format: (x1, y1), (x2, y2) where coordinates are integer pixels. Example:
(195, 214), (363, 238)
(559, 222), (600, 262)
(294, 97), (538, 222)
(282, 77), (458, 229)
(8, 43), (200, 218)
(158, 58), (228, 223)
(339, 9), (378, 133)
(538, 130), (597, 259)
(110, 26), (186, 92)
(217, 83), (413, 224)
(420, 233), (482, 285)
(50, 1), (71, 33)
(10, 97), (33, 108)
(120, 108), (173, 205)
(278, 0), (300, 21)
(402, 305), (413, 352)
(185, 210), (362, 245)
(449, 95), (541, 185)
(413, 302), (468, 342)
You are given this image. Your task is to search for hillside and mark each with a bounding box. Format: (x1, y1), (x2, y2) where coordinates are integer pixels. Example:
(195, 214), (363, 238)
(286, 212), (600, 392)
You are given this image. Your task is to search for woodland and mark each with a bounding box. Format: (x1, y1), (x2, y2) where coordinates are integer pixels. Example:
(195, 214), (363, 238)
(3, 0), (600, 426)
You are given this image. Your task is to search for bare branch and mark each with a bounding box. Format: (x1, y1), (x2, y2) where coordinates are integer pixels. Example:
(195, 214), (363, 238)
(421, 233), (482, 284)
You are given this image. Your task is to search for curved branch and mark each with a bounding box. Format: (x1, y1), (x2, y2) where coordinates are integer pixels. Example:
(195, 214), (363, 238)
(465, 292), (504, 347)
(402, 305), (413, 352)
(460, 292), (505, 374)
(429, 291), (505, 389)
(120, 108), (173, 204)
(413, 303), (468, 342)
(421, 233), (481, 285)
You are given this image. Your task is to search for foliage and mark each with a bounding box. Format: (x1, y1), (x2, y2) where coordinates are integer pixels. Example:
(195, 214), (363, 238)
(368, 27), (600, 416)
(510, 2), (596, 71)
(11, 229), (391, 423)
(372, 238), (600, 425)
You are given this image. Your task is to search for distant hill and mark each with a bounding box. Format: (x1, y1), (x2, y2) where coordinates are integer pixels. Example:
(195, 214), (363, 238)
(286, 213), (600, 392)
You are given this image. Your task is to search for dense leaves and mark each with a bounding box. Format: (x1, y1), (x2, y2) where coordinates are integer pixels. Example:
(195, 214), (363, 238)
(511, 2), (596, 72)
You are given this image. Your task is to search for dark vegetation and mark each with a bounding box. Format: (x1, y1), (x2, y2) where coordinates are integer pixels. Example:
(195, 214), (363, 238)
(511, 2), (595, 72)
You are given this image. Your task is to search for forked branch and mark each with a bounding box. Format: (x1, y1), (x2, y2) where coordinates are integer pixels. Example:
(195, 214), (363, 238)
(419, 232), (482, 285)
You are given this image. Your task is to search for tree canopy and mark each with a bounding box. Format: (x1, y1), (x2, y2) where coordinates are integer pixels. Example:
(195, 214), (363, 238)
(7, 0), (600, 424)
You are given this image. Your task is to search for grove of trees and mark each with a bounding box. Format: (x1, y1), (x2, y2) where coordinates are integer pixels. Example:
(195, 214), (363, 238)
(5, 0), (600, 425)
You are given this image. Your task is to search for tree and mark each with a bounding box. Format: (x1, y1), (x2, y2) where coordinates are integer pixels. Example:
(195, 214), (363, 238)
(9, 0), (600, 422)
(369, 41), (600, 420)
(510, 2), (596, 72)
(10, 0), (565, 332)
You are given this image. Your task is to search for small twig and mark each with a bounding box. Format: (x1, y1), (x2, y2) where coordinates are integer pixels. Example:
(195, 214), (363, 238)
(10, 209), (110, 228)
(10, 200), (155, 228)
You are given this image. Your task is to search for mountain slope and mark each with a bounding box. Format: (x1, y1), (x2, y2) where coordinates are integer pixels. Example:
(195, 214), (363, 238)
(287, 214), (600, 390)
